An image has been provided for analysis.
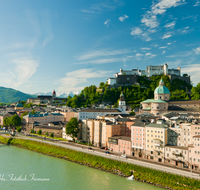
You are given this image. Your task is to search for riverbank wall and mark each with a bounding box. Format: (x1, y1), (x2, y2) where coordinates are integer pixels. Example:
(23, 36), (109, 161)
(0, 136), (199, 190)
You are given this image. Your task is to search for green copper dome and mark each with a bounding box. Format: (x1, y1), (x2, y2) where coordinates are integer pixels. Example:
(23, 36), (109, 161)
(154, 78), (170, 94)
(154, 85), (170, 94)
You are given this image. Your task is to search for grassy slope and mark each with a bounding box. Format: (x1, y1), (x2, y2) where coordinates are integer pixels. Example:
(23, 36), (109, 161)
(0, 86), (36, 103)
(0, 136), (199, 190)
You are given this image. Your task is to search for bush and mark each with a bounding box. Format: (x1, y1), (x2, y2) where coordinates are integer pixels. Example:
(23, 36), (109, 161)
(37, 130), (42, 135)
(30, 129), (34, 133)
(33, 131), (36, 134)
(50, 133), (54, 138)
(129, 111), (135, 116)
(16, 127), (22, 132)
(45, 132), (49, 136)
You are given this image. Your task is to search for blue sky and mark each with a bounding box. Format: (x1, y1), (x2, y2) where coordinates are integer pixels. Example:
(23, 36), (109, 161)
(0, 0), (200, 95)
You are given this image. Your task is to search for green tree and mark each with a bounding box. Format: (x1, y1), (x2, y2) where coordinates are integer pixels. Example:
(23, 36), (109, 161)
(50, 133), (54, 138)
(21, 111), (29, 121)
(30, 129), (34, 133)
(45, 132), (49, 136)
(16, 126), (22, 132)
(191, 83), (200, 100)
(37, 130), (42, 135)
(27, 102), (33, 108)
(66, 117), (79, 142)
(3, 117), (10, 126)
(9, 114), (21, 127)
(129, 111), (135, 116)
(30, 109), (36, 115)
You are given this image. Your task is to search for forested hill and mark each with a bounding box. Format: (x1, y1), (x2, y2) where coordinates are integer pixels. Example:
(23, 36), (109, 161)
(0, 87), (36, 103)
(65, 75), (193, 109)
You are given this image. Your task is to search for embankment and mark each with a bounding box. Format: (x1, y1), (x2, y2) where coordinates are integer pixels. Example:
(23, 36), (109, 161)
(0, 136), (199, 190)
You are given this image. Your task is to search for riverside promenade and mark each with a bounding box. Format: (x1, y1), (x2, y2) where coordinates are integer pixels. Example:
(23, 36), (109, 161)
(1, 133), (200, 180)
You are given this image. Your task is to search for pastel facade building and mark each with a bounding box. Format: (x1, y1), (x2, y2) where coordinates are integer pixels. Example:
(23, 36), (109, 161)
(81, 119), (122, 147)
(164, 145), (189, 167)
(108, 136), (132, 155)
(145, 123), (168, 163)
(131, 120), (149, 158)
(23, 112), (64, 124)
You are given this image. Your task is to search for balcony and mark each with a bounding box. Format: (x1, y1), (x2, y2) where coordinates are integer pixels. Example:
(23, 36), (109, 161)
(172, 152), (183, 157)
(153, 139), (162, 146)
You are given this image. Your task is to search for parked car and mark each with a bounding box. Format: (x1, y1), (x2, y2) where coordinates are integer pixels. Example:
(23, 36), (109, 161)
(105, 151), (110, 154)
(100, 147), (105, 149)
(87, 147), (92, 150)
(105, 147), (108, 150)
(121, 154), (126, 158)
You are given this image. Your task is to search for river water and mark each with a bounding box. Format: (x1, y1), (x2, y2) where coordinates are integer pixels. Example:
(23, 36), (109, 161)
(0, 144), (163, 190)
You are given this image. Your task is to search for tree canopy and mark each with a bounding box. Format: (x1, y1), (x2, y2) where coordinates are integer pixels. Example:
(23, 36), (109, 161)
(64, 75), (192, 108)
(4, 114), (21, 128)
(66, 117), (79, 142)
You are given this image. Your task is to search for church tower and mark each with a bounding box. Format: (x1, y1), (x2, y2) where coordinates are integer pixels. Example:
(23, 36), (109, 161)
(118, 91), (126, 114)
(52, 90), (56, 99)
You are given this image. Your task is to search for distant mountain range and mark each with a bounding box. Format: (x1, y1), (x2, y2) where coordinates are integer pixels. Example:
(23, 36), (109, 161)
(0, 86), (78, 103)
(0, 87), (36, 103)
(33, 91), (78, 98)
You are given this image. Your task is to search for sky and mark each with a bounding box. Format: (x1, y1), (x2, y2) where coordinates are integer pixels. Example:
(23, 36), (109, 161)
(0, 0), (200, 95)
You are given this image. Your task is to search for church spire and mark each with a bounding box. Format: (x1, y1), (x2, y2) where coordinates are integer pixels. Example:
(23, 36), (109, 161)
(159, 78), (164, 86)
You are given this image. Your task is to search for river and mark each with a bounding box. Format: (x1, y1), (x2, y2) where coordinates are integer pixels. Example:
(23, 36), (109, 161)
(0, 144), (163, 190)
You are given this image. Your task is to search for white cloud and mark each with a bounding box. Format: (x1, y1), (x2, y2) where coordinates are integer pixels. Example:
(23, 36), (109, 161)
(119, 14), (129, 22)
(0, 57), (39, 88)
(58, 68), (112, 92)
(141, 0), (185, 29)
(164, 21), (176, 28)
(78, 58), (123, 64)
(145, 52), (156, 58)
(193, 47), (200, 54)
(162, 33), (172, 39)
(135, 53), (143, 60)
(130, 28), (151, 41)
(141, 32), (152, 41)
(141, 14), (158, 28)
(141, 47), (151, 50)
(104, 19), (111, 25)
(167, 43), (172, 45)
(194, 0), (200, 6)
(77, 49), (130, 60)
(162, 50), (166, 54)
(130, 27), (143, 36)
(159, 46), (167, 49)
(81, 10), (95, 13)
(151, 0), (186, 15)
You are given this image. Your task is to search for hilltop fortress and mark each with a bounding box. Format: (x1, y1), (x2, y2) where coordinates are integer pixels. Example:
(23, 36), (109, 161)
(107, 64), (191, 87)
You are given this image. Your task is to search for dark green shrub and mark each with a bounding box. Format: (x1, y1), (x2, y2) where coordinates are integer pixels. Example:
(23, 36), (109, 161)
(16, 127), (22, 132)
(50, 133), (54, 138)
(37, 130), (42, 135)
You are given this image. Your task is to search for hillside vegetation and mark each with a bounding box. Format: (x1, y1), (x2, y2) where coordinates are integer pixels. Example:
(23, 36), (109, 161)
(65, 75), (192, 108)
(0, 87), (36, 103)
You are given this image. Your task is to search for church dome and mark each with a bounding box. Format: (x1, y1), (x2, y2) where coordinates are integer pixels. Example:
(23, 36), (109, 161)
(154, 86), (170, 94)
(154, 78), (170, 94)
